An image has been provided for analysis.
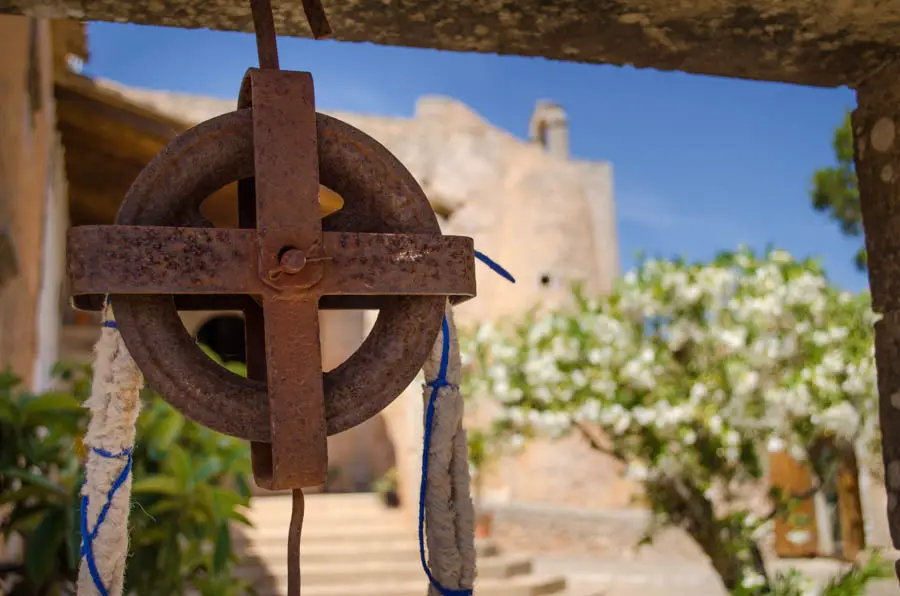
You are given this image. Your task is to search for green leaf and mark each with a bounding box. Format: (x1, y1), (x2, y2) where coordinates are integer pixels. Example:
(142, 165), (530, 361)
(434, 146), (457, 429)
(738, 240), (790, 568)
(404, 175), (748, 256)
(195, 457), (223, 484)
(25, 508), (65, 582)
(0, 397), (16, 424)
(166, 445), (194, 491)
(66, 501), (80, 572)
(152, 410), (185, 452)
(1, 468), (67, 497)
(224, 361), (247, 377)
(144, 499), (184, 518)
(199, 343), (223, 364)
(0, 483), (58, 505)
(212, 522), (231, 574)
(20, 391), (84, 418)
(230, 510), (252, 527)
(131, 475), (181, 495)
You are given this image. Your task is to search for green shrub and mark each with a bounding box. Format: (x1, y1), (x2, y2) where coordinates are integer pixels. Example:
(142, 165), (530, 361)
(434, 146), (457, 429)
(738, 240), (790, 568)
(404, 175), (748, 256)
(0, 354), (255, 595)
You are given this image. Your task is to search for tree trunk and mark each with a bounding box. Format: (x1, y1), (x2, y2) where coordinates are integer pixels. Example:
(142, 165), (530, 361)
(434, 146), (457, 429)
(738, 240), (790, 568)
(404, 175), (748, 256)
(649, 476), (767, 591)
(837, 444), (866, 561)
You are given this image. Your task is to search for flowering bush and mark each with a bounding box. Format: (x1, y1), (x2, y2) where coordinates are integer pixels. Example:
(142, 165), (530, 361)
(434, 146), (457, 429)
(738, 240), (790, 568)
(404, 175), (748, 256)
(462, 248), (887, 594)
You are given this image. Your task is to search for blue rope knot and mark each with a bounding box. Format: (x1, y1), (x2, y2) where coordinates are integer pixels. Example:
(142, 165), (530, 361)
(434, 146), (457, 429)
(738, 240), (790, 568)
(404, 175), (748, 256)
(426, 378), (457, 391)
(80, 446), (133, 596)
(418, 251), (514, 596)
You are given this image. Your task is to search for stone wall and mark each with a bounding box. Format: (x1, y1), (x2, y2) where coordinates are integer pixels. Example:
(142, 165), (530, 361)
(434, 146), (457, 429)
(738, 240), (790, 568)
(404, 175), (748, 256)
(0, 13), (71, 581)
(0, 15), (62, 390)
(67, 80), (627, 510)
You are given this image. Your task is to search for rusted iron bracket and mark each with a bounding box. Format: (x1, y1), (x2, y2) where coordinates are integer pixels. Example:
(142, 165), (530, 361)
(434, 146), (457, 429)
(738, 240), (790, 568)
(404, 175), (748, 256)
(66, 1), (474, 592)
(66, 79), (476, 484)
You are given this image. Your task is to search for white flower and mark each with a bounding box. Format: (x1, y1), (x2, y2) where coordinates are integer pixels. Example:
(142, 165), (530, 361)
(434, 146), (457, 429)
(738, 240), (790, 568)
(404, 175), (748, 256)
(463, 246), (881, 564)
(818, 402), (861, 440)
(741, 571), (766, 589)
(626, 461), (649, 481)
(767, 436), (785, 453)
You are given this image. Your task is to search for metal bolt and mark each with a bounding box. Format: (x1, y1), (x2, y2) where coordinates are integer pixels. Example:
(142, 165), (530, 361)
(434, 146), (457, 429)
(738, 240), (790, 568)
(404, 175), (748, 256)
(280, 248), (307, 274)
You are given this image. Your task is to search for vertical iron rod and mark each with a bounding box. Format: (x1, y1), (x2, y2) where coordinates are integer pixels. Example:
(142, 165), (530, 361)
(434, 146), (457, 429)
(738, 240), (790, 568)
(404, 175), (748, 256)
(287, 489), (306, 595)
(250, 0), (280, 69)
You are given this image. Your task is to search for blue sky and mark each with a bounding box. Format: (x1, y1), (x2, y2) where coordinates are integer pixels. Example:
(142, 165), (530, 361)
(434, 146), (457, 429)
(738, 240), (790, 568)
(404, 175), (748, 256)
(85, 22), (864, 290)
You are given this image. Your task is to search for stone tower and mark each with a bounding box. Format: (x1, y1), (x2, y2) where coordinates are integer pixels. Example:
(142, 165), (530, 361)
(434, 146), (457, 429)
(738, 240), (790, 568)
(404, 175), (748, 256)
(529, 100), (569, 160)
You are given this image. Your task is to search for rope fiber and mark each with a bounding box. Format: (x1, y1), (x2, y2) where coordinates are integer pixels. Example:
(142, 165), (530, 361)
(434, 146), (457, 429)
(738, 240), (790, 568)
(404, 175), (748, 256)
(78, 304), (143, 596)
(418, 253), (515, 595)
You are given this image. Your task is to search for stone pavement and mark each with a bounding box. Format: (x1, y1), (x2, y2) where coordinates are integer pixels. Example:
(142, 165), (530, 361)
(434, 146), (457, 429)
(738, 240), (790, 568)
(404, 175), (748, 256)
(487, 501), (899, 595)
(528, 555), (898, 596)
(234, 493), (567, 595)
(236, 494), (898, 595)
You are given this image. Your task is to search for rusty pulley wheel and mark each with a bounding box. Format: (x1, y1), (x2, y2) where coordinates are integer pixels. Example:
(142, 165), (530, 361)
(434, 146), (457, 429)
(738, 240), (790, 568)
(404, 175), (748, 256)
(68, 69), (476, 491)
(108, 107), (452, 442)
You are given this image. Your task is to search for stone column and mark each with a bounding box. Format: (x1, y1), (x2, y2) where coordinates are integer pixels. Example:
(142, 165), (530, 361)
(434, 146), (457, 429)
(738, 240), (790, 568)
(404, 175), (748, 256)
(853, 64), (900, 580)
(0, 15), (58, 389)
(365, 309), (424, 521)
(320, 309), (368, 491)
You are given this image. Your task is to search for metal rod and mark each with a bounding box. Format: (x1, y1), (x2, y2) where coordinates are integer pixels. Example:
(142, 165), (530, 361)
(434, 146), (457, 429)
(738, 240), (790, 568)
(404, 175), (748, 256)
(250, 0), (280, 69)
(287, 489), (306, 595)
(301, 0), (332, 39)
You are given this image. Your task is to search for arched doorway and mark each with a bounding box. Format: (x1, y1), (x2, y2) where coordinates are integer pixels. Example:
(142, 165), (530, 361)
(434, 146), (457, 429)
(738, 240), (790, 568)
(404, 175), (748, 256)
(195, 314), (246, 364)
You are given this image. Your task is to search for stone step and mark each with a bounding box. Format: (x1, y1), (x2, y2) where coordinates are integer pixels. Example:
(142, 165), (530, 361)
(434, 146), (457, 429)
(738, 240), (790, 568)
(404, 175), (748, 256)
(238, 538), (499, 564)
(253, 574), (567, 596)
(236, 554), (532, 585)
(247, 493), (390, 517)
(245, 507), (406, 527)
(236, 522), (412, 546)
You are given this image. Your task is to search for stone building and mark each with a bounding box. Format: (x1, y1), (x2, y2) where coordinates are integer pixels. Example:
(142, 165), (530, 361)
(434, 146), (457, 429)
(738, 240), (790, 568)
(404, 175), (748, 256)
(60, 79), (621, 504)
(2, 14), (892, 568)
(0, 15), (622, 509)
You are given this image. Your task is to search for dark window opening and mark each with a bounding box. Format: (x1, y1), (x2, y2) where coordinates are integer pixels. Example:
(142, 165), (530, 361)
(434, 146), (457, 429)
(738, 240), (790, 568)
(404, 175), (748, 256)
(432, 201), (456, 222)
(536, 120), (548, 150)
(196, 315), (247, 364)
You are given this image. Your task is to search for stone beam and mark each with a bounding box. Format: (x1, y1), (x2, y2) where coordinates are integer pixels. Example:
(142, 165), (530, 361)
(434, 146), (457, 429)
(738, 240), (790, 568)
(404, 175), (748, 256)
(853, 63), (900, 581)
(2, 0), (900, 88)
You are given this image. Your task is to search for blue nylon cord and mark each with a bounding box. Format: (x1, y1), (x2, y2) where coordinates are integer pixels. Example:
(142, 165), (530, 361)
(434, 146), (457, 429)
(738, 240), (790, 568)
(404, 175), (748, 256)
(80, 446), (133, 596)
(418, 251), (514, 595)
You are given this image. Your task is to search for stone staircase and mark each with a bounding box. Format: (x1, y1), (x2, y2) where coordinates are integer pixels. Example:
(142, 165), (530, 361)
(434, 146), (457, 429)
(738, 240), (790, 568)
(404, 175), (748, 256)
(234, 493), (567, 596)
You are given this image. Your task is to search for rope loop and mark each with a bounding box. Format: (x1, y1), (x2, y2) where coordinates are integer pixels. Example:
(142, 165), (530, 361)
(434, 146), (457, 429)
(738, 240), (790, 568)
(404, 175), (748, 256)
(418, 250), (514, 596)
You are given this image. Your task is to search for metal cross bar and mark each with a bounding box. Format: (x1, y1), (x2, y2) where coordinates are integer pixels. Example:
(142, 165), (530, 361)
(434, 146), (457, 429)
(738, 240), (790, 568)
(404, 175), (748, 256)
(66, 68), (476, 490)
(65, 3), (469, 594)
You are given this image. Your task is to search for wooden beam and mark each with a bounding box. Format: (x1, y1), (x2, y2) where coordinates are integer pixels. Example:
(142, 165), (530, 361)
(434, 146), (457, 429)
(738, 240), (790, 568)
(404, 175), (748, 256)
(55, 77), (239, 227)
(5, 0), (900, 88)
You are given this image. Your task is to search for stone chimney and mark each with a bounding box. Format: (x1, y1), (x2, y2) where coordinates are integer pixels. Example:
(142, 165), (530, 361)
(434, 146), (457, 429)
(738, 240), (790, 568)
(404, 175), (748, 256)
(528, 100), (569, 159)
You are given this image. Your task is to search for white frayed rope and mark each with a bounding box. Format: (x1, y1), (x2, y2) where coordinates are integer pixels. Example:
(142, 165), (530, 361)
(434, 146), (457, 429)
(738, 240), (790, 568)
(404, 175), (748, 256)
(419, 303), (477, 596)
(78, 305), (143, 596)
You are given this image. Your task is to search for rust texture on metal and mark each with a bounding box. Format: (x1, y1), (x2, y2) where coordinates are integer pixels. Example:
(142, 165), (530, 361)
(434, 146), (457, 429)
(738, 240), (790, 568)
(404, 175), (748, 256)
(287, 489), (306, 591)
(301, 0), (332, 39)
(62, 0), (469, 591)
(67, 226), (476, 299)
(77, 105), (474, 447)
(246, 69), (328, 489)
(250, 0), (280, 69)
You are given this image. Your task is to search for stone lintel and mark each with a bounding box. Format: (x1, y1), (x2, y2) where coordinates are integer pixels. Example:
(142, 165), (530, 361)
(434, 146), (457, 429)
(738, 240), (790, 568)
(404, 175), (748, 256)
(3, 0), (900, 88)
(854, 62), (900, 582)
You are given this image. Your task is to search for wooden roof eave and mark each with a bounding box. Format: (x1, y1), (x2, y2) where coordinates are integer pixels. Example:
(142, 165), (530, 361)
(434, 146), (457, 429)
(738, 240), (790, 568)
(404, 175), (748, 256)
(56, 75), (238, 226)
